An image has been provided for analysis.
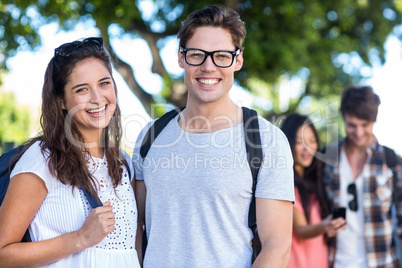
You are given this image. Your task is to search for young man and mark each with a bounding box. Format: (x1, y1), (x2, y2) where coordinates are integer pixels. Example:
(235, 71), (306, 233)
(132, 5), (294, 267)
(323, 86), (402, 268)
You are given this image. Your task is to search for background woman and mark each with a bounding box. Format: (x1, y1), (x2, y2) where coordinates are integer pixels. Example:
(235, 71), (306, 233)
(0, 37), (141, 267)
(281, 114), (345, 268)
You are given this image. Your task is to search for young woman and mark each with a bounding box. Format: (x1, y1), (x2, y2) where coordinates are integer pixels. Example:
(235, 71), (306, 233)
(0, 37), (141, 267)
(281, 114), (345, 268)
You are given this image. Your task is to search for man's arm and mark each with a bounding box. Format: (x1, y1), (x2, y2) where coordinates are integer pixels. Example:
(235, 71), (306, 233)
(134, 179), (146, 265)
(252, 198), (293, 268)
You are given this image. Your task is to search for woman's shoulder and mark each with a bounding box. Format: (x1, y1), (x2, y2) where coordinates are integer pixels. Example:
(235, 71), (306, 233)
(10, 140), (51, 179)
(19, 141), (49, 162)
(257, 116), (291, 148)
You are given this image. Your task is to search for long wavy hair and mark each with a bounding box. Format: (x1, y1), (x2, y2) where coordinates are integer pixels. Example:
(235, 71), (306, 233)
(13, 38), (127, 197)
(281, 114), (329, 222)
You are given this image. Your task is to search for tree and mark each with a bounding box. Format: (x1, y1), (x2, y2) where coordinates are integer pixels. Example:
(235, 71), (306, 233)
(0, 91), (31, 153)
(1, 0), (402, 117)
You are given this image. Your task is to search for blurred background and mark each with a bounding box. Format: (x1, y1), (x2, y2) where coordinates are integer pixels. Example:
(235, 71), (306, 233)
(0, 0), (401, 155)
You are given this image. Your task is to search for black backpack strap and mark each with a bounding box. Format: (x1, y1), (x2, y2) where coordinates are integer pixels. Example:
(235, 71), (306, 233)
(384, 146), (397, 168)
(242, 107), (263, 261)
(384, 146), (397, 204)
(140, 107), (185, 160)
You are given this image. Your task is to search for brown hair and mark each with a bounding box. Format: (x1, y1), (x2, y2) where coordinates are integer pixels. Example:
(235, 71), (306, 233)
(17, 38), (127, 196)
(177, 5), (247, 50)
(340, 86), (381, 122)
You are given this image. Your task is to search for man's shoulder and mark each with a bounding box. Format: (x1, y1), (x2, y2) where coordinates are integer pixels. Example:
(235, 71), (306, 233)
(319, 140), (345, 169)
(134, 119), (158, 143)
(256, 116), (287, 142)
(377, 143), (402, 168)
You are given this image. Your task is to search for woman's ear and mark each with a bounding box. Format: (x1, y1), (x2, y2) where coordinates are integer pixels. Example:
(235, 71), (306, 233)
(59, 97), (66, 110)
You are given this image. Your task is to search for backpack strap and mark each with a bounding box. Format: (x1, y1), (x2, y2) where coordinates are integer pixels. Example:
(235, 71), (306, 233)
(140, 107), (185, 159)
(242, 107), (263, 261)
(384, 146), (397, 204)
(77, 179), (103, 208)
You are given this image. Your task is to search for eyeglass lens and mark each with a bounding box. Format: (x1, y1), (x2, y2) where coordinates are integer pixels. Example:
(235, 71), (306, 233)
(184, 49), (236, 68)
(347, 183), (358, 211)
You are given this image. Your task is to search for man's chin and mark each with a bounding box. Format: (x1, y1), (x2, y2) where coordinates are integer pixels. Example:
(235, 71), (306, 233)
(349, 138), (370, 148)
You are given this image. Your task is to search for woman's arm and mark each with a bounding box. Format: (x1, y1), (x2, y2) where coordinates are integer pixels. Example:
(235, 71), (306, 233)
(0, 173), (115, 268)
(293, 207), (346, 240)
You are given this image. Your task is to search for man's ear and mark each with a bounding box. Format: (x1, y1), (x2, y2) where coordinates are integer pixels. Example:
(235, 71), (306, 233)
(178, 49), (185, 69)
(234, 51), (243, 71)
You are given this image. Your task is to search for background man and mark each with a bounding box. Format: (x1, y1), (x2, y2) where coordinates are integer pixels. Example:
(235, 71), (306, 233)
(323, 86), (402, 268)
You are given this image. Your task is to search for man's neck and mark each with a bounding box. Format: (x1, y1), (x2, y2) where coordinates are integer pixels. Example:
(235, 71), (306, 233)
(344, 140), (369, 180)
(179, 99), (242, 133)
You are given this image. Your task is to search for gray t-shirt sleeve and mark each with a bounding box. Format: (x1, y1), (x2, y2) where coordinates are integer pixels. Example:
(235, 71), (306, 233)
(132, 120), (155, 181)
(255, 117), (295, 202)
(120, 149), (134, 181)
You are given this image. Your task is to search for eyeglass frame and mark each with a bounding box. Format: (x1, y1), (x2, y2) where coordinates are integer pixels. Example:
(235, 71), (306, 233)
(179, 47), (241, 68)
(347, 182), (358, 211)
(54, 37), (104, 58)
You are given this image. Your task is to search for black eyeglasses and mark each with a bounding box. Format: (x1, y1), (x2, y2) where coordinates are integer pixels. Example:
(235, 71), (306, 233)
(180, 47), (240, 68)
(54, 37), (103, 57)
(347, 183), (358, 211)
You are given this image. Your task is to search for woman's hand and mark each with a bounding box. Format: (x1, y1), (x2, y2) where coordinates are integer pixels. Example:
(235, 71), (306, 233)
(76, 201), (115, 249)
(322, 214), (346, 238)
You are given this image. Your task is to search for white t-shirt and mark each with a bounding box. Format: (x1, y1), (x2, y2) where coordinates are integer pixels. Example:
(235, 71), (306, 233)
(334, 148), (369, 268)
(133, 114), (294, 268)
(10, 141), (140, 268)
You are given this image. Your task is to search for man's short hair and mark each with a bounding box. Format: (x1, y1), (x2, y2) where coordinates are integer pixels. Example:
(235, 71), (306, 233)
(340, 86), (381, 122)
(177, 5), (247, 51)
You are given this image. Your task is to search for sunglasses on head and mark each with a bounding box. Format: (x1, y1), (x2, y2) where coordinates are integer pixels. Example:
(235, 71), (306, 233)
(54, 37), (103, 57)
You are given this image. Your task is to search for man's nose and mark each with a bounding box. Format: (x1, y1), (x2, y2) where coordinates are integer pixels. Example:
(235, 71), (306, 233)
(200, 54), (217, 71)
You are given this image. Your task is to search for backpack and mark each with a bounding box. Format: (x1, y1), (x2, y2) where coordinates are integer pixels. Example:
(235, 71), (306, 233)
(0, 145), (31, 242)
(139, 106), (263, 263)
(383, 146), (402, 265)
(0, 144), (106, 243)
(383, 146), (398, 204)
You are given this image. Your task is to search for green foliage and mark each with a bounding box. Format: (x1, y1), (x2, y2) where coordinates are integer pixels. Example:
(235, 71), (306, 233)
(0, 92), (31, 148)
(1, 0), (401, 116)
(0, 1), (41, 69)
(240, 0), (401, 109)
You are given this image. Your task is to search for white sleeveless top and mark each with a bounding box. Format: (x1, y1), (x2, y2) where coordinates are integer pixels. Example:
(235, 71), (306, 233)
(10, 141), (140, 268)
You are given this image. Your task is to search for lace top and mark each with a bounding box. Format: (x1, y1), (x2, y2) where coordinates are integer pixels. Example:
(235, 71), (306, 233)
(10, 141), (140, 267)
